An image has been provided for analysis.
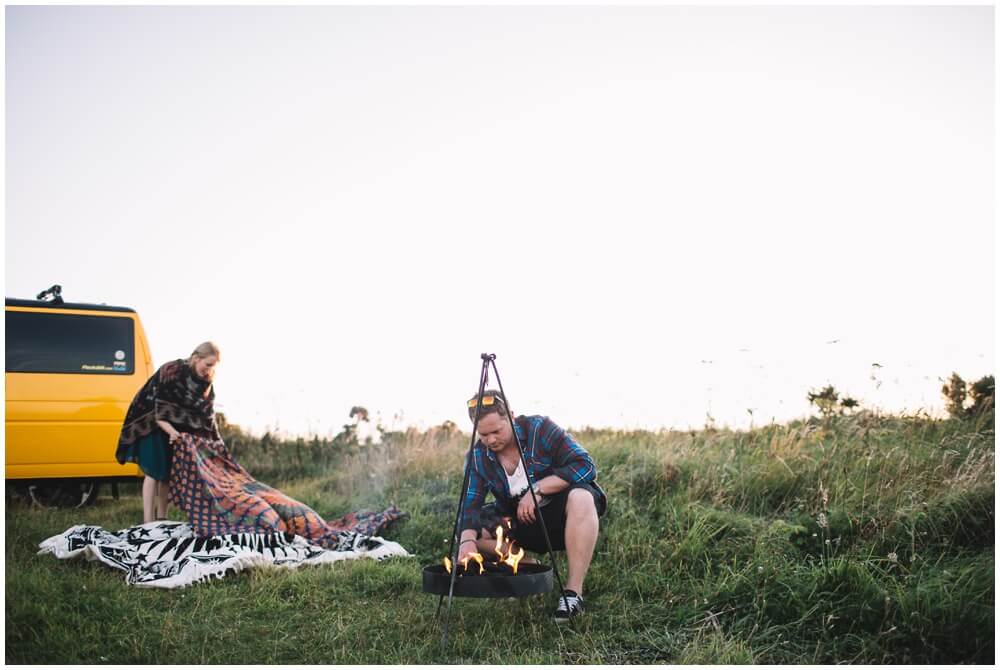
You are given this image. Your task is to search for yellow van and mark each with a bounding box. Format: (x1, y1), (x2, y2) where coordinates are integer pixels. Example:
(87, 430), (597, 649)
(5, 286), (154, 507)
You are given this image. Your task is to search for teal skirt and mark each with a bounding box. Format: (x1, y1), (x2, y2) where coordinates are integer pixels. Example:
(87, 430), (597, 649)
(122, 431), (173, 482)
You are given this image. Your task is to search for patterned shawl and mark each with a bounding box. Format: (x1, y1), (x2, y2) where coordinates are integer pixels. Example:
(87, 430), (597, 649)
(116, 359), (219, 463)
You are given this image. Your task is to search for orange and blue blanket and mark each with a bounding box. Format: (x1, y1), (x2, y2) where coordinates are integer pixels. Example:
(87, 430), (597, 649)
(168, 434), (402, 550)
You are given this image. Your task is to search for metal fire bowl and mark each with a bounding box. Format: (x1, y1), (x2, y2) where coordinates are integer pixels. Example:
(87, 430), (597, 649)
(422, 563), (553, 598)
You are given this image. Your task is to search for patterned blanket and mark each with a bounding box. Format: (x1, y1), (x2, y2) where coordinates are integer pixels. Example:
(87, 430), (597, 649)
(38, 520), (410, 589)
(168, 433), (405, 549)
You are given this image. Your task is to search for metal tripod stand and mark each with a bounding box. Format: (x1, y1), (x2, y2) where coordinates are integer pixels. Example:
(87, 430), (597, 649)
(437, 353), (574, 648)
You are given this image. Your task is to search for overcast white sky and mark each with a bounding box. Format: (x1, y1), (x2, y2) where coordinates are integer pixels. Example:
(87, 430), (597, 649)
(5, 5), (995, 437)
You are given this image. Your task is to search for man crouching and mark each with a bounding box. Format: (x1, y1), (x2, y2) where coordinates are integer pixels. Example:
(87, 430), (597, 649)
(456, 390), (607, 622)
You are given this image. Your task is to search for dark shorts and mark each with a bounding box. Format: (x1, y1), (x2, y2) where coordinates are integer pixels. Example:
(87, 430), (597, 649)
(479, 481), (605, 553)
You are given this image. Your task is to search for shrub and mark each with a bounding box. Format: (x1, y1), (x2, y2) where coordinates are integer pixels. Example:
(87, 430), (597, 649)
(807, 385), (861, 418)
(941, 373), (995, 420)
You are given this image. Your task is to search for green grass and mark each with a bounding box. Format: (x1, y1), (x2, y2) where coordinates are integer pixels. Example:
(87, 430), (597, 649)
(5, 412), (994, 663)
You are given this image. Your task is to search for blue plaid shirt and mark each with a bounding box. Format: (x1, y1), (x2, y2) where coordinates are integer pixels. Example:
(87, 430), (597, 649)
(458, 415), (604, 532)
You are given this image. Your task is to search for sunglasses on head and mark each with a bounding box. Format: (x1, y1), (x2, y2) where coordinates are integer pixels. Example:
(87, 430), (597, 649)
(467, 395), (505, 409)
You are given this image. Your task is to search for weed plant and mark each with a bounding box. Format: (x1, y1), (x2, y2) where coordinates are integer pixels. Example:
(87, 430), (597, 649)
(5, 412), (993, 663)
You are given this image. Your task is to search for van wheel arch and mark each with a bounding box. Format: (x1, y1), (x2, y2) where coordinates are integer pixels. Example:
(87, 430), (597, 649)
(9, 480), (100, 508)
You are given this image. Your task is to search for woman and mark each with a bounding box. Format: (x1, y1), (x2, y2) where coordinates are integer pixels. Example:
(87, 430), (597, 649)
(118, 341), (402, 545)
(116, 342), (220, 524)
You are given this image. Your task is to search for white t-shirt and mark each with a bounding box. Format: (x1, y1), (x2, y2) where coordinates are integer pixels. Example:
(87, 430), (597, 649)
(505, 459), (529, 498)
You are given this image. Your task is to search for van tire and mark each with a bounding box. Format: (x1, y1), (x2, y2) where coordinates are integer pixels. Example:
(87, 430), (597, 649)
(26, 480), (100, 508)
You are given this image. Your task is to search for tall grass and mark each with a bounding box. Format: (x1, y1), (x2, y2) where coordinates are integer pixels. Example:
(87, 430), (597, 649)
(5, 411), (993, 663)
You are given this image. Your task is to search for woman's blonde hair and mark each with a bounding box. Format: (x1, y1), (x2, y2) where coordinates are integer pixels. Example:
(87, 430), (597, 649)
(188, 341), (220, 363)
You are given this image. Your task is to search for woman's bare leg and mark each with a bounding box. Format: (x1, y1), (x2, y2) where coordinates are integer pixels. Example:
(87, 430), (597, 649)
(154, 480), (169, 520)
(142, 476), (157, 523)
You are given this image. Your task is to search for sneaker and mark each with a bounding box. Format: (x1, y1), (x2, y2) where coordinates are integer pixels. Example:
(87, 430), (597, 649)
(553, 590), (584, 623)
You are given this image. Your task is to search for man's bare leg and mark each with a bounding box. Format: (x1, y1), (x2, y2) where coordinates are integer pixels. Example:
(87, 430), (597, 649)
(563, 488), (599, 595)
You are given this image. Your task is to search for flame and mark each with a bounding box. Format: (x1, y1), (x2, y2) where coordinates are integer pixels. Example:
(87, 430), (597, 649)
(492, 524), (524, 574)
(504, 545), (525, 575)
(460, 552), (485, 575)
(441, 523), (525, 576)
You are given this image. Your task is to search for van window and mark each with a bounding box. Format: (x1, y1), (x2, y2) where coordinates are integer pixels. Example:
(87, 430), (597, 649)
(5, 311), (135, 374)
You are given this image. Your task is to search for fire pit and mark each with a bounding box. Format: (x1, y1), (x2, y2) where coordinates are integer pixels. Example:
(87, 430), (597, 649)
(424, 523), (553, 598)
(422, 562), (553, 598)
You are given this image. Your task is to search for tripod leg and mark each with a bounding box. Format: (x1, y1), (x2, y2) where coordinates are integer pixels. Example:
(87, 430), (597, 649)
(440, 355), (493, 649)
(489, 358), (577, 629)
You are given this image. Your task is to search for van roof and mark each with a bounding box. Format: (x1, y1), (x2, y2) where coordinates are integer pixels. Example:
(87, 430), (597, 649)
(5, 298), (137, 314)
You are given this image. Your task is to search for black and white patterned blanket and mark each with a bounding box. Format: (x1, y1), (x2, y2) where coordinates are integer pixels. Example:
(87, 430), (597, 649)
(37, 521), (410, 589)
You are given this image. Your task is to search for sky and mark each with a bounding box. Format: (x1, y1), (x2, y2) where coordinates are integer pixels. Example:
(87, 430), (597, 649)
(5, 5), (995, 438)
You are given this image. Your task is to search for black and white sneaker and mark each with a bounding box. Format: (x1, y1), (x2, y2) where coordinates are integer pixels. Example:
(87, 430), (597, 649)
(553, 590), (584, 623)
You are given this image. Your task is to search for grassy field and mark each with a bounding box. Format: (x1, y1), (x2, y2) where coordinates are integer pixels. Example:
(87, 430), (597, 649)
(5, 411), (994, 664)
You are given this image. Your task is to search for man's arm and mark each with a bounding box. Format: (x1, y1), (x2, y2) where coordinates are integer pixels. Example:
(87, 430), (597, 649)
(457, 528), (480, 562)
(515, 473), (568, 524)
(459, 452), (488, 539)
(531, 474), (569, 495)
(539, 417), (597, 485)
(456, 451), (487, 559)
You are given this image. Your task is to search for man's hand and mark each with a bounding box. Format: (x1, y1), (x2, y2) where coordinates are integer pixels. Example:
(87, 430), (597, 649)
(517, 493), (538, 525)
(457, 538), (479, 563)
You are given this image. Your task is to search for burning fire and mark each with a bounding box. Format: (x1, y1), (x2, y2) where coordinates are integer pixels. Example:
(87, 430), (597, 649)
(443, 524), (525, 575)
(463, 552), (485, 574)
(494, 524), (525, 574)
(443, 552), (484, 575)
